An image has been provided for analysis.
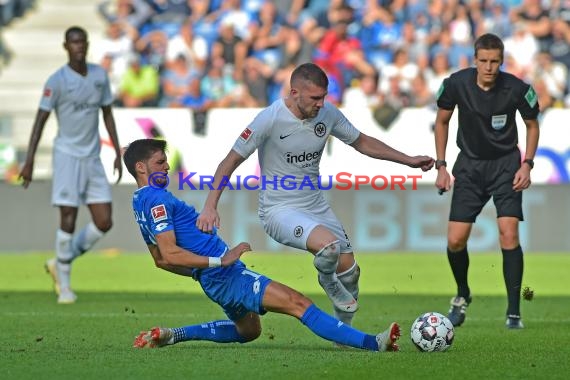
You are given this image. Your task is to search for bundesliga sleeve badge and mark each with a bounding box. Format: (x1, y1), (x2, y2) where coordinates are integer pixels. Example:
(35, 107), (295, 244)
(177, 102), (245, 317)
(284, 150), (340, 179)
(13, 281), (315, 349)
(239, 127), (253, 143)
(151, 204), (168, 222)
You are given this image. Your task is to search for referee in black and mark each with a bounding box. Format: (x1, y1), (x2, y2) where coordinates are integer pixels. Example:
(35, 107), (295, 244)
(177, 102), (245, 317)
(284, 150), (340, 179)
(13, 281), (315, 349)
(433, 33), (540, 329)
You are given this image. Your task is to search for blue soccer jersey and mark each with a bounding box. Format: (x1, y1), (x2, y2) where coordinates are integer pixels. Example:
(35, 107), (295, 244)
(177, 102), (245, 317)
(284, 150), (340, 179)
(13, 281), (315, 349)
(131, 186), (271, 320)
(132, 186), (228, 258)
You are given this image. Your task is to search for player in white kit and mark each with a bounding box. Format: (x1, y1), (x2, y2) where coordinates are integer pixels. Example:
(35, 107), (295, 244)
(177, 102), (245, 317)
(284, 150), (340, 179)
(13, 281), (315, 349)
(19, 26), (122, 304)
(197, 63), (434, 326)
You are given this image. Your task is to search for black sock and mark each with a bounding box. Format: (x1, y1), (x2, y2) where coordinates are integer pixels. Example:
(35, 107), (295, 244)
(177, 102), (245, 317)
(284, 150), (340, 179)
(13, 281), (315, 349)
(447, 247), (470, 299)
(502, 245), (524, 316)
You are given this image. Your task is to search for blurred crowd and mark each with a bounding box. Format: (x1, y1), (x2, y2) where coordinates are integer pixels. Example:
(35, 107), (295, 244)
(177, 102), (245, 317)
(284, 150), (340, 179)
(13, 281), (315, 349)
(0, 0), (35, 69)
(0, 0), (33, 26)
(94, 0), (570, 129)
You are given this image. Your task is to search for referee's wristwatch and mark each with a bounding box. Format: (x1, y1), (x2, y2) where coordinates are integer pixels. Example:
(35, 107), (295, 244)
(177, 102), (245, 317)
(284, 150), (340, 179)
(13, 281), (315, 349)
(523, 158), (534, 169)
(435, 160), (447, 170)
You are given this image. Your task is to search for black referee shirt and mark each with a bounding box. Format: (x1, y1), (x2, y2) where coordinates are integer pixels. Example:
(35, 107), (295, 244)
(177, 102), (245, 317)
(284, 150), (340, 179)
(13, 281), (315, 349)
(436, 68), (540, 160)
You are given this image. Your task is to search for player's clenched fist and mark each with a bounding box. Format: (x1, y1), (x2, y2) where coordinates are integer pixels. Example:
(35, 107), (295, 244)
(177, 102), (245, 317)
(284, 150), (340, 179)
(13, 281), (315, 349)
(410, 156), (435, 172)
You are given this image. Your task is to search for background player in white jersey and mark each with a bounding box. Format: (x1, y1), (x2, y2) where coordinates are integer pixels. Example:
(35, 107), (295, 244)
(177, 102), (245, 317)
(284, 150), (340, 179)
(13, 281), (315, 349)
(19, 26), (122, 304)
(197, 63), (434, 327)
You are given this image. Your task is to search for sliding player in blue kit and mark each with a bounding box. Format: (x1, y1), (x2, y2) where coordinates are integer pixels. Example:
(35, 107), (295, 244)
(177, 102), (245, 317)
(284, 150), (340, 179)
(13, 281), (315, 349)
(123, 139), (400, 351)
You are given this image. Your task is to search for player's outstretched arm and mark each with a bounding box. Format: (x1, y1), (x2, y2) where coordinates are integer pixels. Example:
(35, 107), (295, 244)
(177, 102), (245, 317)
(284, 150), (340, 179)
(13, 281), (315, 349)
(155, 230), (217, 268)
(101, 105), (123, 184)
(146, 244), (194, 277)
(197, 149), (245, 233)
(19, 109), (50, 188)
(350, 133), (435, 170)
(155, 230), (250, 269)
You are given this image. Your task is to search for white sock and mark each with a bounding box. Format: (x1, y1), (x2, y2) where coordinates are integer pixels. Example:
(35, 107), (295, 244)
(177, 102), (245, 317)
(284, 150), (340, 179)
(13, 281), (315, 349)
(71, 222), (104, 258)
(334, 262), (359, 326)
(56, 229), (73, 290)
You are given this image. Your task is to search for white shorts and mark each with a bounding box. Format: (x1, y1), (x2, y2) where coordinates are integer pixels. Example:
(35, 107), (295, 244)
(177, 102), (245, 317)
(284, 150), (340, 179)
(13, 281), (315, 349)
(51, 150), (112, 207)
(261, 206), (353, 253)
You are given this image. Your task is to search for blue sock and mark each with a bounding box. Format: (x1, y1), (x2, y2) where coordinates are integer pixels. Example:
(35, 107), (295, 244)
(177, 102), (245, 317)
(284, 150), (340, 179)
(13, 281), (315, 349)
(300, 304), (378, 351)
(172, 320), (247, 343)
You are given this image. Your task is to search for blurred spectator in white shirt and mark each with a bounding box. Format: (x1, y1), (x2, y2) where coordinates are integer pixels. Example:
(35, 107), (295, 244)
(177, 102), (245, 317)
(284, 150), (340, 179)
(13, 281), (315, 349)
(98, 0), (153, 29)
(531, 51), (568, 102)
(342, 71), (381, 109)
(504, 22), (539, 77)
(95, 22), (136, 84)
(379, 48), (418, 94)
(425, 51), (452, 95)
(166, 19), (208, 74)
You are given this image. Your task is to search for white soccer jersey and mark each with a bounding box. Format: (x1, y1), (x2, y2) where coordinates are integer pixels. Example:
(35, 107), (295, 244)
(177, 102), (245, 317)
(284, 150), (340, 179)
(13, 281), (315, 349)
(232, 99), (360, 214)
(39, 63), (113, 158)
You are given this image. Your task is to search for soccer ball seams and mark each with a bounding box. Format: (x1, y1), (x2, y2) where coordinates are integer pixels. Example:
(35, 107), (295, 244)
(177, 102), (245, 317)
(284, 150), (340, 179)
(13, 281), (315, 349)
(410, 312), (455, 352)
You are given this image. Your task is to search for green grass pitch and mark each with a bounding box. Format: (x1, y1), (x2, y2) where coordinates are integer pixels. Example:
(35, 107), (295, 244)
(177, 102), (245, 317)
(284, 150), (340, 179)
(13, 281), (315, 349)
(1, 251), (569, 379)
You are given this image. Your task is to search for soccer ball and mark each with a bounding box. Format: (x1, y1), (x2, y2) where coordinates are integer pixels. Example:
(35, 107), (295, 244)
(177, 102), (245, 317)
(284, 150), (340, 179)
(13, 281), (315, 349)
(410, 312), (455, 352)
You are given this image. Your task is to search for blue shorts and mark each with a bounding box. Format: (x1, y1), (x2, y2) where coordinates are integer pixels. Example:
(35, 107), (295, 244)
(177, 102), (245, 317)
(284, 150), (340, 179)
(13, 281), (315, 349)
(198, 260), (271, 321)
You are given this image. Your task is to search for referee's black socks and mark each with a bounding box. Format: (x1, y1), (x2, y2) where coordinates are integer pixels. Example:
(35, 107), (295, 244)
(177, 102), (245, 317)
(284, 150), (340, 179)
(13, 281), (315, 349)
(502, 245), (524, 316)
(447, 247), (470, 299)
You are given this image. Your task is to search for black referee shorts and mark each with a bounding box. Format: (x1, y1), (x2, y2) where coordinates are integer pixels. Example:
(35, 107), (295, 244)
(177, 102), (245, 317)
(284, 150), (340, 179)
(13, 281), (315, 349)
(449, 149), (523, 223)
